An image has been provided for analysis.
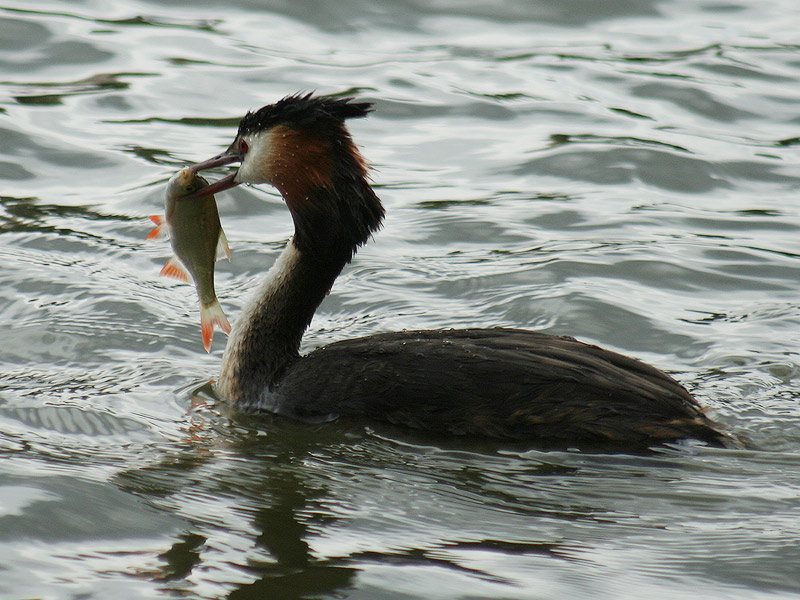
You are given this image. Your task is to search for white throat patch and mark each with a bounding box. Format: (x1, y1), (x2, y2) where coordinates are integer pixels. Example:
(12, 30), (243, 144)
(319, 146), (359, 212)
(235, 130), (273, 185)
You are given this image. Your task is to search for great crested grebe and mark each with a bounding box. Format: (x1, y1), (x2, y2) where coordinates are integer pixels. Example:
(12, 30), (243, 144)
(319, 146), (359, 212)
(188, 93), (729, 448)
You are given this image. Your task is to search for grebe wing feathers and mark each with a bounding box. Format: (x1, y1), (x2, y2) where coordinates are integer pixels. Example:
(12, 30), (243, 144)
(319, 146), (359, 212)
(268, 328), (724, 445)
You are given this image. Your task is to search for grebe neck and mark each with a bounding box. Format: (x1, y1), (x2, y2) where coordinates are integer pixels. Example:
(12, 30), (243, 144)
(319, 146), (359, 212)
(215, 96), (384, 405)
(218, 236), (347, 404)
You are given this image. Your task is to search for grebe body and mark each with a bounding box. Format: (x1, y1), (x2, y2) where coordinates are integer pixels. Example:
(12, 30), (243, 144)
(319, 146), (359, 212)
(263, 327), (723, 446)
(189, 93), (729, 448)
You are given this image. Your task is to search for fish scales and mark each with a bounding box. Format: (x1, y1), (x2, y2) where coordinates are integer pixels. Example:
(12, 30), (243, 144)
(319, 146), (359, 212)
(148, 167), (231, 352)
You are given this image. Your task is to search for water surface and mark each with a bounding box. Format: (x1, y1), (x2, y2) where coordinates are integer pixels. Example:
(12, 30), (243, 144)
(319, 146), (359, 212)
(2, 0), (800, 598)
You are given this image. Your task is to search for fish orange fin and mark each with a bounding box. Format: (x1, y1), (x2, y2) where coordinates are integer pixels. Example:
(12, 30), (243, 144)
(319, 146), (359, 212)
(216, 228), (231, 262)
(146, 215), (168, 241)
(200, 300), (231, 353)
(160, 257), (190, 283)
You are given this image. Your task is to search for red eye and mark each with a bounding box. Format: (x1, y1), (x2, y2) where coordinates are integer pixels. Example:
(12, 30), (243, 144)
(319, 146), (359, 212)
(240, 140), (249, 154)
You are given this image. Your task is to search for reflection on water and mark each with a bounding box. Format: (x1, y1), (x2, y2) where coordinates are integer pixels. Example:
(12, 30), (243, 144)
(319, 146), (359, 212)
(2, 0), (800, 598)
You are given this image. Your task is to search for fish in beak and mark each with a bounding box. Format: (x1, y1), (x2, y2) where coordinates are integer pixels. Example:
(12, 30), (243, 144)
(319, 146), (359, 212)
(147, 167), (232, 352)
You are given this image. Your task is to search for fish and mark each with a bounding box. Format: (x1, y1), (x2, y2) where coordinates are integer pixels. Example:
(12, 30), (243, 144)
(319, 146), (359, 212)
(147, 167), (231, 352)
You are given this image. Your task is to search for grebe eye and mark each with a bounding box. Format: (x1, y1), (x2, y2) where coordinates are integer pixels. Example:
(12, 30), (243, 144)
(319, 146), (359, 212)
(240, 140), (249, 154)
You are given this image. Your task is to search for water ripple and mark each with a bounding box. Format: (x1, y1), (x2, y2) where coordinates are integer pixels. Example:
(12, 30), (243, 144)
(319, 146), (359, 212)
(2, 0), (800, 598)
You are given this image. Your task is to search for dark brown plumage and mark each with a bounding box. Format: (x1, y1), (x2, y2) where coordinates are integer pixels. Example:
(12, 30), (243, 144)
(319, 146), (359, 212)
(271, 329), (727, 447)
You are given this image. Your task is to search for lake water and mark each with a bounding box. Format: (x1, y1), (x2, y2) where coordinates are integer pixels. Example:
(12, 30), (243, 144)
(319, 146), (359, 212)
(2, 0), (800, 598)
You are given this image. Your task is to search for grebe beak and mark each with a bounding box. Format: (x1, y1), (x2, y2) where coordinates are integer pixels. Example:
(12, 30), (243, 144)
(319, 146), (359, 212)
(185, 151), (243, 199)
(192, 151), (241, 172)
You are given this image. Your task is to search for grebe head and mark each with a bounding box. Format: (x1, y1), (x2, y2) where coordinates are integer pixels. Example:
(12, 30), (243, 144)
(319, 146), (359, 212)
(191, 93), (384, 260)
(191, 93), (373, 191)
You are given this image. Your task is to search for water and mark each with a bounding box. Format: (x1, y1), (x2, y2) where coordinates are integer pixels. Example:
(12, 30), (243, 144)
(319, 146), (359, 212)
(2, 0), (800, 597)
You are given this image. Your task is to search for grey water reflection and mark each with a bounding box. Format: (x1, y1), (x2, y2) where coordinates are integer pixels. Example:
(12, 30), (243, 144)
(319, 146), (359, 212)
(111, 407), (591, 599)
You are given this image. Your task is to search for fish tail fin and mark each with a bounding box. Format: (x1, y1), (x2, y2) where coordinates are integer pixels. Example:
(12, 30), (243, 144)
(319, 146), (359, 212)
(216, 228), (231, 262)
(200, 300), (231, 353)
(146, 215), (168, 241)
(160, 257), (190, 283)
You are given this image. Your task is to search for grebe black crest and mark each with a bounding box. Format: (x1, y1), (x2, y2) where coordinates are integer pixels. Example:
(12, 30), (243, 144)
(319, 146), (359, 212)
(237, 93), (374, 135)
(189, 93), (732, 449)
